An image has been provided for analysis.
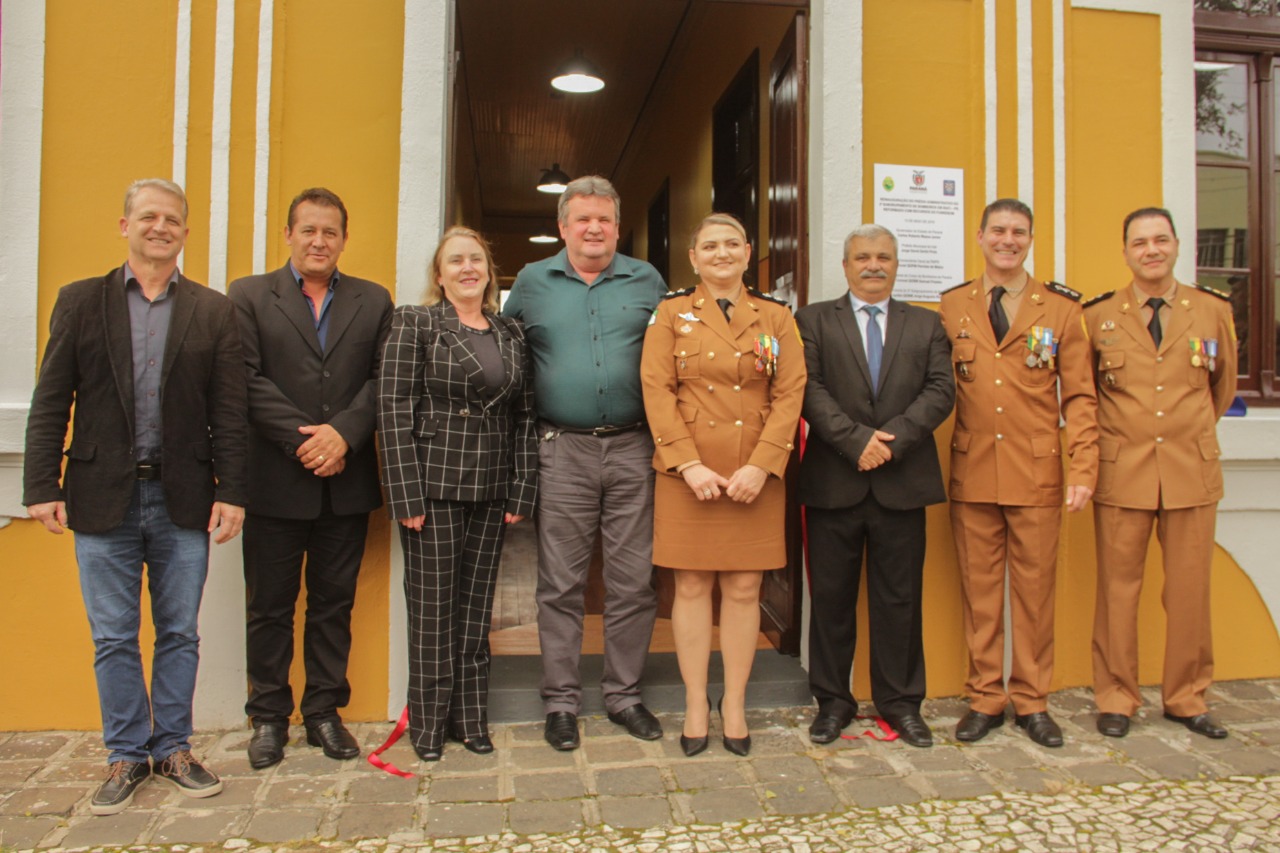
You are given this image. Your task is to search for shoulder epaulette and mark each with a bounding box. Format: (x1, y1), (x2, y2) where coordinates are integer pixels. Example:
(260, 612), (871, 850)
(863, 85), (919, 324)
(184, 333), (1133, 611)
(661, 287), (695, 300)
(747, 287), (789, 307)
(1082, 290), (1116, 308)
(1045, 281), (1082, 301)
(1194, 283), (1231, 302)
(940, 279), (975, 295)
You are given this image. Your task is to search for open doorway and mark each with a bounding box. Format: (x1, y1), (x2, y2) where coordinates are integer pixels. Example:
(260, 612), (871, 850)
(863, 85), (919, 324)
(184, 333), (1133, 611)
(446, 0), (809, 658)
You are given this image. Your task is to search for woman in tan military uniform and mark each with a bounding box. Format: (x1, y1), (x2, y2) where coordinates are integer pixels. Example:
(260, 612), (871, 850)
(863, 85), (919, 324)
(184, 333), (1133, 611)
(640, 213), (805, 757)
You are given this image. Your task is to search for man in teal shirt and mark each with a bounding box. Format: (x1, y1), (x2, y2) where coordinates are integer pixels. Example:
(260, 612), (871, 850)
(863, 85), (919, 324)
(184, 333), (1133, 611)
(504, 175), (668, 751)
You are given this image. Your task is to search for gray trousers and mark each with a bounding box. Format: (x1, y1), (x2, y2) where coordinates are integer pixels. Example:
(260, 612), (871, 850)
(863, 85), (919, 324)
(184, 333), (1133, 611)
(535, 427), (657, 714)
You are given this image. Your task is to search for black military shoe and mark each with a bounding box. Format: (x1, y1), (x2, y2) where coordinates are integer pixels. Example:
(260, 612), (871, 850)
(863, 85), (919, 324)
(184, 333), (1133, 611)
(955, 710), (1004, 742)
(1096, 713), (1130, 738)
(1015, 711), (1064, 748)
(1164, 711), (1228, 739)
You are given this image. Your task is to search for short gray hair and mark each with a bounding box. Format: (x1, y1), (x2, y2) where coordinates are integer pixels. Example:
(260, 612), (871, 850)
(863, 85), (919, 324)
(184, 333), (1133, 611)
(557, 175), (621, 224)
(842, 223), (898, 260)
(124, 178), (188, 221)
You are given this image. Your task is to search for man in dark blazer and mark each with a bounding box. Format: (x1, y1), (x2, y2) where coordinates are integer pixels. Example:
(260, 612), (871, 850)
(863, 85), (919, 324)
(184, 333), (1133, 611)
(228, 188), (393, 769)
(796, 223), (955, 748)
(24, 179), (248, 815)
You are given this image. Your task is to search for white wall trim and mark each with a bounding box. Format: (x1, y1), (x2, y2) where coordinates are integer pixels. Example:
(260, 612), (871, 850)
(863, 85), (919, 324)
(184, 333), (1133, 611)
(984, 0), (998, 207)
(389, 0), (454, 718)
(1159, 3), (1197, 284)
(1016, 0), (1035, 274)
(207, 0), (236, 293)
(0, 0), (47, 503)
(809, 0), (862, 305)
(1052, 0), (1066, 282)
(1070, 0), (1163, 11)
(173, 0), (192, 190)
(252, 0), (274, 275)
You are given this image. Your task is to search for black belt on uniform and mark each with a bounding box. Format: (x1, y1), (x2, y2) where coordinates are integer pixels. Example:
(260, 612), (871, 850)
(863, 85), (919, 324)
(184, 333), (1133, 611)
(136, 464), (162, 480)
(552, 421), (647, 438)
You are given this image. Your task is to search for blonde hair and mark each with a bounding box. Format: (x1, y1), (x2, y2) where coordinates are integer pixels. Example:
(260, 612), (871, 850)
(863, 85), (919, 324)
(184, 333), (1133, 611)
(688, 212), (748, 250)
(424, 226), (501, 314)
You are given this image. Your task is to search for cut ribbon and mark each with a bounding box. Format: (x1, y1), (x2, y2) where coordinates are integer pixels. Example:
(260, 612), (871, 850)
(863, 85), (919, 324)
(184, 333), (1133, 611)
(367, 706), (415, 778)
(839, 715), (900, 742)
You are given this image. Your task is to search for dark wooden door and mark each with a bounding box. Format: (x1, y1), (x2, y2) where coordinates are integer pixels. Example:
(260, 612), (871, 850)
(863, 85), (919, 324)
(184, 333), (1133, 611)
(712, 53), (761, 287)
(758, 12), (808, 654)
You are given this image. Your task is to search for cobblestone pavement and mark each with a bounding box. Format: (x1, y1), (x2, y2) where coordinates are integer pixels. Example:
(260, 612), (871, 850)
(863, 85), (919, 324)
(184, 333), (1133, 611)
(1, 681), (1278, 852)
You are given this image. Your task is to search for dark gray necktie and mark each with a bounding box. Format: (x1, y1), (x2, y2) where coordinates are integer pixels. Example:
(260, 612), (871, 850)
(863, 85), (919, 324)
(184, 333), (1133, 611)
(717, 298), (733, 321)
(988, 286), (1009, 342)
(1147, 297), (1165, 348)
(864, 305), (883, 394)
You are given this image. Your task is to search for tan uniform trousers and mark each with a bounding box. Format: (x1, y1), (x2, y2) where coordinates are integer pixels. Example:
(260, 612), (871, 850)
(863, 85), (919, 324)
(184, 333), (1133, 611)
(1091, 502), (1217, 717)
(951, 501), (1061, 715)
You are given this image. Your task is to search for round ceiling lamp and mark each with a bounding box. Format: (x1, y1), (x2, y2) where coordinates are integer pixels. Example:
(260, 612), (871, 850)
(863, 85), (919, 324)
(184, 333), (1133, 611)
(536, 163), (571, 194)
(551, 51), (605, 94)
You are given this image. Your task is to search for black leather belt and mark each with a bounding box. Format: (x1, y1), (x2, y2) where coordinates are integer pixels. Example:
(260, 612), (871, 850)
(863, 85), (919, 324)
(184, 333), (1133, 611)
(136, 464), (162, 480)
(554, 422), (646, 438)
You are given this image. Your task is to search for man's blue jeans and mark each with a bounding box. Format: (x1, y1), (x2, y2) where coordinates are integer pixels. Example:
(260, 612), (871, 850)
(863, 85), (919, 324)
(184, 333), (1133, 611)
(75, 480), (210, 764)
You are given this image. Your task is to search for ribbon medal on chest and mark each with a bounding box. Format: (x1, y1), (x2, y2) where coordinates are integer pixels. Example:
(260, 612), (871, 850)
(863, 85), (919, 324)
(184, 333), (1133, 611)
(1190, 337), (1218, 372)
(754, 334), (779, 376)
(1026, 326), (1057, 369)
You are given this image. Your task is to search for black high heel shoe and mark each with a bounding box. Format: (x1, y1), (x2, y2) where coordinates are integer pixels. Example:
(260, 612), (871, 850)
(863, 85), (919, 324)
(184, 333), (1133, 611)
(681, 695), (712, 757)
(717, 696), (752, 756)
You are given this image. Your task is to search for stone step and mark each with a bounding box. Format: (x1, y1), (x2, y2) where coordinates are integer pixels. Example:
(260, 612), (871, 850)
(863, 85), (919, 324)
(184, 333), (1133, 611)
(488, 650), (810, 723)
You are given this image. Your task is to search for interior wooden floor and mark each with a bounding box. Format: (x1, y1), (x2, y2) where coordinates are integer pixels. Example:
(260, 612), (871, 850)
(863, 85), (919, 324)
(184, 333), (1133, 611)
(490, 522), (771, 655)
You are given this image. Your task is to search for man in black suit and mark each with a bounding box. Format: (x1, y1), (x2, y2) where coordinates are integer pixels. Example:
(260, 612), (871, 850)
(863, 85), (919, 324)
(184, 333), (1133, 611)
(24, 178), (248, 815)
(796, 223), (955, 748)
(228, 188), (393, 769)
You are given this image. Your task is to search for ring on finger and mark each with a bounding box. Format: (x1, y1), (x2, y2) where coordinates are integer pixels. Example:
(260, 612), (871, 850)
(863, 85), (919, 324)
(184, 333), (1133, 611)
(318, 454), (325, 462)
(702, 488), (712, 497)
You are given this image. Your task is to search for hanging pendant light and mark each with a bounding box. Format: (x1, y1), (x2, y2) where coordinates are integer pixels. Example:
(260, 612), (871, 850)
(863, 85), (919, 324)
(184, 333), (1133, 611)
(551, 50), (605, 94)
(536, 164), (571, 194)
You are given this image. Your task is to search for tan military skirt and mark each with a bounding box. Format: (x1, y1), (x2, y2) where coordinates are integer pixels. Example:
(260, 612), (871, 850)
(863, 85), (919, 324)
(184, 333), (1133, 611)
(652, 470), (787, 571)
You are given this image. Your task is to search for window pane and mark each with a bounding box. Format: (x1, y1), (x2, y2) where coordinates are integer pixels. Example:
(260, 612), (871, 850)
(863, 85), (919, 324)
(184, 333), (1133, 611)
(1194, 0), (1272, 12)
(1197, 62), (1249, 159)
(1197, 167), (1251, 268)
(1198, 272), (1251, 375)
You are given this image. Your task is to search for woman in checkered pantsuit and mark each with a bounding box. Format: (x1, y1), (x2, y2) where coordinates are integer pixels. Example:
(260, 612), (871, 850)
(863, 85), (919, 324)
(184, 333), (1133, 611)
(377, 227), (538, 761)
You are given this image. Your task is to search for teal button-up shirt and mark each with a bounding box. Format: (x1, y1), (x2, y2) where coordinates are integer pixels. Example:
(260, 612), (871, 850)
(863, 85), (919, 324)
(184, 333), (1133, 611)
(504, 248), (667, 429)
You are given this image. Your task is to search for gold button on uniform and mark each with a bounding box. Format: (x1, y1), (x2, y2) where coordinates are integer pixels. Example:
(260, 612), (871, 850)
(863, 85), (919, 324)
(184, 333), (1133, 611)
(995, 379), (1003, 386)
(995, 352), (1002, 360)
(734, 420), (743, 427)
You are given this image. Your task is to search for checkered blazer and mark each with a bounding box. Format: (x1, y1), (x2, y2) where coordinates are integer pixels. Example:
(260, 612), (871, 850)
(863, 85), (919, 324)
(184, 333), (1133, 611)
(378, 302), (537, 519)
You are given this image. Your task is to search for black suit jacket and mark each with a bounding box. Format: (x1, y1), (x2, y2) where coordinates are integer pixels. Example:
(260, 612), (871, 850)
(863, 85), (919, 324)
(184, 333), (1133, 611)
(228, 265), (393, 519)
(796, 294), (955, 510)
(377, 303), (537, 520)
(23, 267), (249, 533)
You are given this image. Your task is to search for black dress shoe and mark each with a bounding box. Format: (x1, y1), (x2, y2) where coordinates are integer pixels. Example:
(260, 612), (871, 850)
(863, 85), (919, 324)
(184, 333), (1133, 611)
(448, 729), (495, 755)
(1164, 711), (1228, 739)
(808, 714), (851, 745)
(955, 710), (1004, 742)
(544, 712), (580, 751)
(304, 719), (360, 760)
(247, 721), (289, 769)
(1015, 711), (1064, 747)
(1097, 713), (1131, 738)
(414, 745), (442, 762)
(607, 704), (663, 740)
(884, 712), (933, 748)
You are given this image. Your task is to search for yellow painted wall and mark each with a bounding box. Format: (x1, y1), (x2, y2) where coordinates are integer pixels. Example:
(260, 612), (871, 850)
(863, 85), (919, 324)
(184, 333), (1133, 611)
(850, 0), (1280, 701)
(5, 1), (1277, 734)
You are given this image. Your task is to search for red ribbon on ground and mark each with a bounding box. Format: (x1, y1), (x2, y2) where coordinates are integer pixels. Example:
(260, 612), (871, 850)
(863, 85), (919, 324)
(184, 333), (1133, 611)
(368, 706), (415, 778)
(840, 715), (900, 742)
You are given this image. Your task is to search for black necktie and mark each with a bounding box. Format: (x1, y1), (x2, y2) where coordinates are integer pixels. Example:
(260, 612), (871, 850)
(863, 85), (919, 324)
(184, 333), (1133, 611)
(988, 286), (1009, 342)
(717, 298), (733, 321)
(1147, 297), (1165, 348)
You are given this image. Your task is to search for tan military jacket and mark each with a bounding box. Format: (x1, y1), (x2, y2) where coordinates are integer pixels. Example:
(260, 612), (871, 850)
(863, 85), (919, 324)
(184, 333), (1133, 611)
(1083, 283), (1237, 510)
(640, 284), (806, 479)
(938, 276), (1099, 507)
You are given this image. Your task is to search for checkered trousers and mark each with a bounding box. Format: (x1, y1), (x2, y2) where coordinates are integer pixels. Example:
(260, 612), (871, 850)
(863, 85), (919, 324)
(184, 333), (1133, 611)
(377, 303), (538, 521)
(401, 498), (507, 749)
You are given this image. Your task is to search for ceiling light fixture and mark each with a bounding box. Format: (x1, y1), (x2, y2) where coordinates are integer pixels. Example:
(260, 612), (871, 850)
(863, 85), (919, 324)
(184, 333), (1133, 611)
(529, 233), (559, 244)
(551, 50), (605, 94)
(536, 163), (571, 194)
